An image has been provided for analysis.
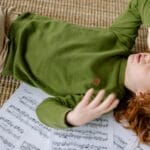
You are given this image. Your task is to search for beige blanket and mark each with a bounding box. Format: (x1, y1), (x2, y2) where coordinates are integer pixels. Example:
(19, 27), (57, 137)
(0, 6), (17, 74)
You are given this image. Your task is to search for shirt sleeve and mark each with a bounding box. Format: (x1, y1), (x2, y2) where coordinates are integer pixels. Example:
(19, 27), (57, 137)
(138, 0), (150, 27)
(110, 0), (142, 50)
(36, 94), (83, 128)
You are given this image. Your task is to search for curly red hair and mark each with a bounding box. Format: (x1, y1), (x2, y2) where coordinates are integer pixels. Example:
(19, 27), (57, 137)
(114, 92), (150, 144)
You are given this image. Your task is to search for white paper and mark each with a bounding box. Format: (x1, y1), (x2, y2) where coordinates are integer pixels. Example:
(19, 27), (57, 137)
(112, 110), (150, 150)
(113, 117), (137, 150)
(50, 113), (113, 150)
(133, 141), (150, 150)
(0, 83), (51, 150)
(0, 83), (149, 150)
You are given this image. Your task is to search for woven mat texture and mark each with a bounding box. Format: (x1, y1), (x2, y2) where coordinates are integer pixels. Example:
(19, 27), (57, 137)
(0, 0), (148, 106)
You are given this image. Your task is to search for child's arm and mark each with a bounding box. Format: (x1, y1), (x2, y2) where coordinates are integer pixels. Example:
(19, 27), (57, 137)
(36, 88), (119, 128)
(110, 0), (150, 50)
(66, 88), (119, 126)
(36, 94), (83, 128)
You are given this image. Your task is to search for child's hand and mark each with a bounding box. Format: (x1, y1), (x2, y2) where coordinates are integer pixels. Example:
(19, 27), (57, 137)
(147, 28), (150, 50)
(66, 88), (119, 126)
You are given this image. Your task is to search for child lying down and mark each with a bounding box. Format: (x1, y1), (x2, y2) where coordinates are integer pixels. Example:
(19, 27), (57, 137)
(0, 0), (150, 144)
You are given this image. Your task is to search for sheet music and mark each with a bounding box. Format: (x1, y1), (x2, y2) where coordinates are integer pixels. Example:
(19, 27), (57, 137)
(0, 83), (149, 150)
(112, 117), (137, 150)
(133, 142), (150, 150)
(112, 113), (150, 150)
(50, 113), (113, 150)
(0, 83), (51, 150)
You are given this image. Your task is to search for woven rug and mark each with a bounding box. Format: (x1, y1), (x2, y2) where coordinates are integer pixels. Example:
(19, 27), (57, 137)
(0, 0), (148, 107)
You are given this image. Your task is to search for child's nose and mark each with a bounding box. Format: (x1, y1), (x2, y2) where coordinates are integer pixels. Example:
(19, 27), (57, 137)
(144, 54), (150, 63)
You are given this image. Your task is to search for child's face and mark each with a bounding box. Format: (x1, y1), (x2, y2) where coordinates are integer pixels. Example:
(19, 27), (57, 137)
(125, 52), (150, 94)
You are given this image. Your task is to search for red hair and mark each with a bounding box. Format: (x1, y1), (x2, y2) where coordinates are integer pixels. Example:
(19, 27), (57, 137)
(114, 92), (150, 144)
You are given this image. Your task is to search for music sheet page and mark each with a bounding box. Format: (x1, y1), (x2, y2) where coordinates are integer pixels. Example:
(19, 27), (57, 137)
(113, 119), (150, 150)
(50, 113), (113, 150)
(0, 83), (149, 150)
(0, 83), (51, 150)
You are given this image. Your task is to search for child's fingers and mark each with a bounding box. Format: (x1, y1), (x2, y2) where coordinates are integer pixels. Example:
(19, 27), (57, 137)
(79, 88), (94, 107)
(88, 89), (105, 109)
(102, 99), (119, 114)
(95, 93), (116, 112)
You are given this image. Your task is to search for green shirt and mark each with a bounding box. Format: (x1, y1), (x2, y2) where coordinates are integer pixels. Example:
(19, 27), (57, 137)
(3, 0), (149, 128)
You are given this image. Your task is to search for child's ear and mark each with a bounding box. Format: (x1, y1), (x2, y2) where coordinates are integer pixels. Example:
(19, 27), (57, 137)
(147, 28), (150, 50)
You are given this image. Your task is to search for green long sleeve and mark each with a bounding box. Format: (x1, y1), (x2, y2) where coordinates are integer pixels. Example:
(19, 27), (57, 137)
(110, 0), (150, 50)
(36, 94), (83, 128)
(110, 0), (141, 50)
(136, 0), (150, 27)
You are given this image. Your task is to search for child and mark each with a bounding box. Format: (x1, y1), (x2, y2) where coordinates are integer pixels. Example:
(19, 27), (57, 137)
(0, 0), (150, 144)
